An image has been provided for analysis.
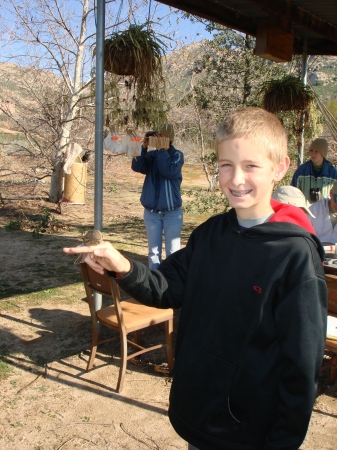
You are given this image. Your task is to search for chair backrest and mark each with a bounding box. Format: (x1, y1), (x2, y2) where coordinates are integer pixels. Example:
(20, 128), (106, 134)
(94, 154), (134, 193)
(325, 274), (337, 316)
(80, 263), (125, 328)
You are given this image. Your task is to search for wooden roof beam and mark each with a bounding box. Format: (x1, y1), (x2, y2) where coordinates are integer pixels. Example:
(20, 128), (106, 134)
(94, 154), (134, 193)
(250, 0), (337, 44)
(294, 37), (337, 55)
(156, 0), (257, 36)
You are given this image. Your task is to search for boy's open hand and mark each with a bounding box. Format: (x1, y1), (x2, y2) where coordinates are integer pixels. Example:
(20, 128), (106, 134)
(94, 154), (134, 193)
(63, 242), (131, 276)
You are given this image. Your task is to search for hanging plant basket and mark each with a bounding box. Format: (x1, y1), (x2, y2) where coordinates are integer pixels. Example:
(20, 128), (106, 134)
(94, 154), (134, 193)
(101, 23), (166, 87)
(96, 23), (169, 129)
(103, 43), (136, 75)
(259, 75), (315, 113)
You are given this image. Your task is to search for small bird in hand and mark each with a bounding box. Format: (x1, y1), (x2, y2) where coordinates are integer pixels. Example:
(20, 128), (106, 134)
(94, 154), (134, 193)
(74, 229), (103, 264)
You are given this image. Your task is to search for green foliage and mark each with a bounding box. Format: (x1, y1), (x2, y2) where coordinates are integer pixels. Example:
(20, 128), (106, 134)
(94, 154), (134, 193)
(191, 28), (287, 120)
(30, 209), (59, 238)
(98, 23), (169, 129)
(259, 75), (315, 113)
(304, 103), (324, 139)
(182, 187), (230, 214)
(6, 219), (23, 231)
(102, 72), (169, 128)
(276, 104), (323, 148)
(257, 77), (323, 169)
(202, 150), (219, 189)
(103, 23), (166, 70)
(5, 209), (60, 238)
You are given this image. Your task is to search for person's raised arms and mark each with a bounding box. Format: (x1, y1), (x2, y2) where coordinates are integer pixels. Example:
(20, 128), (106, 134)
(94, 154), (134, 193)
(63, 242), (131, 276)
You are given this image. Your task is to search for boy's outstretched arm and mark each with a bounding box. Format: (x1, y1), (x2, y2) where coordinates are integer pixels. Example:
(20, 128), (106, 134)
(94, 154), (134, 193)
(63, 242), (131, 276)
(63, 238), (189, 310)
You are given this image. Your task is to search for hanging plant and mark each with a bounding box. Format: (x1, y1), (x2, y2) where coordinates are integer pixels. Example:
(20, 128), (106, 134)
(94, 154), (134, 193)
(132, 95), (169, 128)
(94, 23), (169, 129)
(101, 73), (168, 130)
(102, 23), (166, 93)
(259, 75), (315, 113)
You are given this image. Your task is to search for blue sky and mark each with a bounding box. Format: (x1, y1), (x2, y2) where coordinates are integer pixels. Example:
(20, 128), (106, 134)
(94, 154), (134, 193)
(146, 2), (212, 49)
(100, 0), (213, 51)
(0, 0), (213, 66)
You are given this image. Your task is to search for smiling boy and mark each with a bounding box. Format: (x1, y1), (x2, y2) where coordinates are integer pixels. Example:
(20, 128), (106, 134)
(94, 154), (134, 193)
(64, 107), (327, 450)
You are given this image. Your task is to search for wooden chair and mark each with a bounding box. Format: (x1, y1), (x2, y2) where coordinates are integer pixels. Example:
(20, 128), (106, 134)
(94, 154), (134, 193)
(323, 274), (337, 384)
(80, 262), (174, 393)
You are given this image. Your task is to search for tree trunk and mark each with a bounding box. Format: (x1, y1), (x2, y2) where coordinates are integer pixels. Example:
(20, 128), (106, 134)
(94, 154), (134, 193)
(191, 75), (216, 191)
(48, 0), (89, 203)
(243, 35), (252, 105)
(49, 158), (64, 203)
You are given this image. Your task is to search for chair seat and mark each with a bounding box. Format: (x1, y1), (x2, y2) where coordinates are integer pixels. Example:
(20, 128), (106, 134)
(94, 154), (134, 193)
(97, 298), (174, 332)
(80, 263), (174, 392)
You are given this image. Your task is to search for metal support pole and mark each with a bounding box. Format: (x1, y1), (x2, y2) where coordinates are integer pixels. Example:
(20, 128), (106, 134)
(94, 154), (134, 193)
(93, 0), (105, 312)
(298, 38), (308, 167)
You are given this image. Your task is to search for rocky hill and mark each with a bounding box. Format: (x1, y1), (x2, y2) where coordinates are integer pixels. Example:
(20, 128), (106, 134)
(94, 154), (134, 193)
(307, 55), (337, 100)
(0, 44), (336, 131)
(163, 41), (337, 103)
(163, 41), (208, 103)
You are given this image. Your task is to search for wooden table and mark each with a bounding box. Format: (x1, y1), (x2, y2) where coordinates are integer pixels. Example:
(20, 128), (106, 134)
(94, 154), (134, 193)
(325, 273), (337, 315)
(324, 273), (337, 384)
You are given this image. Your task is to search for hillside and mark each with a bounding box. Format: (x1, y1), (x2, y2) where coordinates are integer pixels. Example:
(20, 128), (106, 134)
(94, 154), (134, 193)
(308, 55), (337, 100)
(163, 41), (337, 103)
(0, 62), (60, 99)
(163, 41), (207, 102)
(0, 62), (61, 132)
(0, 46), (336, 133)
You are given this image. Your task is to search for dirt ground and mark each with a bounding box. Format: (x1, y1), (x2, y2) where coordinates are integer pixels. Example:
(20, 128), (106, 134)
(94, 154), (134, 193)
(0, 157), (337, 449)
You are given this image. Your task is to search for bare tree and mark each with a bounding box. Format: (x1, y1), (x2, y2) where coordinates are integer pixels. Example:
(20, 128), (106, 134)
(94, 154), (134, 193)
(0, 0), (185, 203)
(0, 0), (150, 202)
(0, 0), (100, 202)
(0, 64), (93, 185)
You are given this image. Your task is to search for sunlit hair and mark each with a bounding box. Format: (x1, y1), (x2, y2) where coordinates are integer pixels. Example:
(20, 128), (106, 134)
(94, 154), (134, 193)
(215, 107), (288, 164)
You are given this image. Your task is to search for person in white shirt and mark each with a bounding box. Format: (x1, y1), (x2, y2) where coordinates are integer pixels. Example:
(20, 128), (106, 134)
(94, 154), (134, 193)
(308, 181), (337, 244)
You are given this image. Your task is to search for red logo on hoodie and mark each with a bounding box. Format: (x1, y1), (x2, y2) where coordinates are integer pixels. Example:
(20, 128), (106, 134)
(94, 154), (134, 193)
(254, 286), (262, 294)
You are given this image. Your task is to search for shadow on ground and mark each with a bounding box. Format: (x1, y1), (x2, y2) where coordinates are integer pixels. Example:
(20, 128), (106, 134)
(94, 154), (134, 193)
(0, 227), (148, 299)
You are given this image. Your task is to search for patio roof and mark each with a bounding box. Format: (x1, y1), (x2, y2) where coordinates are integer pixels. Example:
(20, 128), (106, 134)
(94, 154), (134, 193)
(157, 0), (337, 56)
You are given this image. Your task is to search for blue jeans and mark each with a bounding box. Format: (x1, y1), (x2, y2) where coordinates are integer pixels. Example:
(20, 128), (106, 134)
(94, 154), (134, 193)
(143, 207), (183, 269)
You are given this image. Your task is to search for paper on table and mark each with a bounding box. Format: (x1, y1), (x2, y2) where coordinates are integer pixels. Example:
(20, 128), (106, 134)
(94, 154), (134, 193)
(323, 244), (335, 252)
(327, 315), (337, 341)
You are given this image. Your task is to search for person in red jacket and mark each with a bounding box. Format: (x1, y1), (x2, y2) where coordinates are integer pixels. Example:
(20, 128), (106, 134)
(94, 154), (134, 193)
(64, 108), (327, 450)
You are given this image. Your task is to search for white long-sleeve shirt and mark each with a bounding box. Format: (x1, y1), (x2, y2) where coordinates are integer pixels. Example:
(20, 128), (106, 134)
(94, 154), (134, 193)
(309, 198), (337, 243)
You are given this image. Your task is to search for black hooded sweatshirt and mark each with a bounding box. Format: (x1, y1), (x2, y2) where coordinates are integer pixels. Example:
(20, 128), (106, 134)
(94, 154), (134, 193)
(114, 202), (328, 450)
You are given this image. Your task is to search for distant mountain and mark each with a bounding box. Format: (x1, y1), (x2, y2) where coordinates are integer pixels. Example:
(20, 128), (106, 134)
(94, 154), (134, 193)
(163, 41), (337, 103)
(307, 55), (337, 100)
(0, 62), (61, 132)
(163, 41), (207, 103)
(0, 46), (335, 131)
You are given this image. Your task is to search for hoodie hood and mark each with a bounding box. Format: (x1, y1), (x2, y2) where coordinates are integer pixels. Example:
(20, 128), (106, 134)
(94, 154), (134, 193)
(269, 199), (316, 234)
(227, 200), (325, 261)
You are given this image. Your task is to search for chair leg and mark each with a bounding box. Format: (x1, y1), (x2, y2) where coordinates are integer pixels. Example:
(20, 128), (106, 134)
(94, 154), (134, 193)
(116, 331), (128, 393)
(329, 353), (337, 385)
(87, 326), (99, 371)
(165, 319), (174, 374)
(134, 330), (141, 346)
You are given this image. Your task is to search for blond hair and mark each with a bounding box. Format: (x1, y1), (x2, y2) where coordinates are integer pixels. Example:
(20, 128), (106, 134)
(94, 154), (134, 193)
(215, 107), (288, 164)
